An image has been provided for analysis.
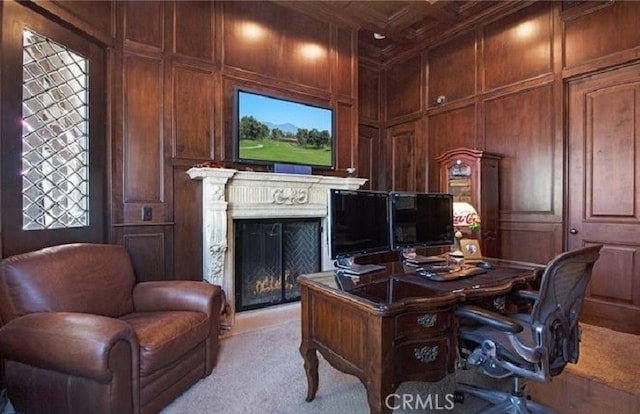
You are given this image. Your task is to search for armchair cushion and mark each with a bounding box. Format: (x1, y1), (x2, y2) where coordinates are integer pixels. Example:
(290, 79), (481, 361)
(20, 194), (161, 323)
(121, 311), (208, 375)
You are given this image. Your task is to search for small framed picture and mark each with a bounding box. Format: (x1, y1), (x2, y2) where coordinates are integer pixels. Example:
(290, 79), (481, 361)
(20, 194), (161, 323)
(460, 238), (483, 261)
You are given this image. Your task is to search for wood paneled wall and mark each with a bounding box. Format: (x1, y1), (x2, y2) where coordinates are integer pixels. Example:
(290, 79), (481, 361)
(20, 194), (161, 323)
(9, 0), (640, 276)
(357, 64), (382, 190)
(372, 1), (640, 264)
(125, 1), (358, 281)
(18, 0), (358, 281)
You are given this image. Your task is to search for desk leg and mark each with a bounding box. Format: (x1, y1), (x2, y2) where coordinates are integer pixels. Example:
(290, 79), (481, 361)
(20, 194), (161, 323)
(365, 378), (394, 414)
(300, 346), (318, 401)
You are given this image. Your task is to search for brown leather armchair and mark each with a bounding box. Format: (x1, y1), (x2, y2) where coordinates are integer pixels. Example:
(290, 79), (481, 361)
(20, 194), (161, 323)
(0, 243), (224, 414)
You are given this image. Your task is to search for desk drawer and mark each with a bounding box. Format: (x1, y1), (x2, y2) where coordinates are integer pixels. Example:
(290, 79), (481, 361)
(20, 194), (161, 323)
(396, 310), (451, 338)
(395, 336), (451, 382)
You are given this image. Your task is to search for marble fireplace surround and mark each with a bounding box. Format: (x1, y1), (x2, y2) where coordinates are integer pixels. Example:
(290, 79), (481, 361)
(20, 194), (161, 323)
(187, 167), (366, 323)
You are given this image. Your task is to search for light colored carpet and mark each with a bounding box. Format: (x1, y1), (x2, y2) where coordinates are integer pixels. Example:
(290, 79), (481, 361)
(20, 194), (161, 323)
(568, 323), (640, 395)
(161, 307), (498, 414)
(161, 305), (639, 414)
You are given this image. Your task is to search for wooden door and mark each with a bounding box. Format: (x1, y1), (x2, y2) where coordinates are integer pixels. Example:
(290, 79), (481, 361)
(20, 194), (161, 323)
(567, 64), (640, 334)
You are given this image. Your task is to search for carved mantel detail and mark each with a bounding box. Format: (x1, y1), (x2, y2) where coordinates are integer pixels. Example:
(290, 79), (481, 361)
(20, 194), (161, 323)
(187, 167), (367, 324)
(272, 188), (309, 205)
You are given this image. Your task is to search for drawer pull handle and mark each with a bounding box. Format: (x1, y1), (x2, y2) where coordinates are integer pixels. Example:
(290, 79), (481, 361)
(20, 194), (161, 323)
(414, 346), (439, 363)
(417, 314), (437, 327)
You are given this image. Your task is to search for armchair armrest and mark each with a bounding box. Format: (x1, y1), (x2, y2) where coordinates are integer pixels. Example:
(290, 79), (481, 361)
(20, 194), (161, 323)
(513, 289), (539, 302)
(133, 281), (223, 316)
(455, 305), (523, 334)
(0, 312), (136, 383)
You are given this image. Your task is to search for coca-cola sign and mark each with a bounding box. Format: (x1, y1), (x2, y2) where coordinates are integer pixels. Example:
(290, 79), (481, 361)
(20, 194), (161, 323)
(453, 212), (479, 226)
(453, 201), (480, 227)
(453, 208), (480, 227)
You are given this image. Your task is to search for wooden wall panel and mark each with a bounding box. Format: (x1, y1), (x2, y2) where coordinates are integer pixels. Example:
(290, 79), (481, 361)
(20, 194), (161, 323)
(427, 105), (476, 190)
(122, 230), (171, 282)
(123, 54), (164, 204)
(221, 4), (278, 78)
(386, 55), (422, 122)
(428, 32), (476, 107)
(222, 2), (331, 90)
(359, 65), (380, 122)
(485, 85), (555, 214)
(50, 0), (113, 39)
(124, 1), (163, 50)
(564, 2), (640, 70)
(173, 167), (203, 281)
(173, 0), (214, 61)
(173, 65), (214, 160)
(483, 2), (552, 91)
(336, 27), (354, 97)
(500, 224), (562, 264)
(387, 121), (420, 191)
(277, 8), (330, 90)
(358, 125), (380, 190)
(336, 102), (354, 171)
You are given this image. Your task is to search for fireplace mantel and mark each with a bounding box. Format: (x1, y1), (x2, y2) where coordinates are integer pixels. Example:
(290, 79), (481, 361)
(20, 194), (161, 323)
(187, 167), (366, 323)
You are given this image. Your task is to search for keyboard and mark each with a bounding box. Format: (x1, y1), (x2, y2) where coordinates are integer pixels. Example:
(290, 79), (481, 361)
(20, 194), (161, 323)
(415, 265), (486, 281)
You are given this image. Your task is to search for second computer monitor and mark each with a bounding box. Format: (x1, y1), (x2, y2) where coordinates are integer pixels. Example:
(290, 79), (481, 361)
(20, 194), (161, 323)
(389, 192), (455, 251)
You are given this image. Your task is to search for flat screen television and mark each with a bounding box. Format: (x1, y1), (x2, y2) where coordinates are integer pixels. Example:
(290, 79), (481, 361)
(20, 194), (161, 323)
(234, 89), (334, 169)
(328, 189), (390, 275)
(389, 192), (455, 252)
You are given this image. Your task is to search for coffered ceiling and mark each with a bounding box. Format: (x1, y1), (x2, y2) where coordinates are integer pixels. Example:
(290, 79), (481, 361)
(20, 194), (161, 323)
(276, 0), (535, 65)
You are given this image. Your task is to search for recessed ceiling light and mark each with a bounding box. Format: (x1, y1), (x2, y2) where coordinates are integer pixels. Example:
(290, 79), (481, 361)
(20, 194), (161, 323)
(373, 33), (385, 40)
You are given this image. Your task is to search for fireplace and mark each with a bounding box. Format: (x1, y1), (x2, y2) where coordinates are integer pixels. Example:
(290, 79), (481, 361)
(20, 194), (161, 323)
(234, 218), (321, 311)
(187, 167), (366, 325)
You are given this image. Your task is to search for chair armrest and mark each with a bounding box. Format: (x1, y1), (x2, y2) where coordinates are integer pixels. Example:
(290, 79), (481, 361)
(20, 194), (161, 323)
(133, 281), (223, 316)
(455, 305), (523, 334)
(513, 289), (539, 302)
(0, 312), (136, 382)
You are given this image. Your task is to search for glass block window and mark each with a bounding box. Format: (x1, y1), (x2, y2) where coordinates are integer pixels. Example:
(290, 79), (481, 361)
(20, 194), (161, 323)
(21, 29), (89, 230)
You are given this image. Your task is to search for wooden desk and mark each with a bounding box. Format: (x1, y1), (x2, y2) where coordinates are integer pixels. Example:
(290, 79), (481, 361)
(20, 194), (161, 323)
(298, 260), (542, 414)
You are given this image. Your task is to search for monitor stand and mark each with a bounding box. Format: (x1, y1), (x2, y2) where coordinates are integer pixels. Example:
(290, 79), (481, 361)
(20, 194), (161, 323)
(334, 257), (386, 275)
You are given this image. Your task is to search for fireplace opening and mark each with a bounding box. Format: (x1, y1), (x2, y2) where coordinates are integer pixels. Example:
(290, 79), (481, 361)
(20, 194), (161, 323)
(234, 218), (321, 312)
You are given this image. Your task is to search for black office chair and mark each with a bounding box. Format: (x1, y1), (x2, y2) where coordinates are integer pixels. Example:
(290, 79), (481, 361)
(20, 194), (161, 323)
(454, 245), (603, 414)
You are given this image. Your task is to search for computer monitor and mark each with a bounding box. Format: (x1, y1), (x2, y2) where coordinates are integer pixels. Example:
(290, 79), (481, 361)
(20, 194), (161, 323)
(328, 189), (390, 275)
(389, 192), (455, 262)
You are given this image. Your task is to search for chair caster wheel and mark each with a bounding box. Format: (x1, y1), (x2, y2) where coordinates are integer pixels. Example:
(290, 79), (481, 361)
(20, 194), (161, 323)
(453, 390), (465, 404)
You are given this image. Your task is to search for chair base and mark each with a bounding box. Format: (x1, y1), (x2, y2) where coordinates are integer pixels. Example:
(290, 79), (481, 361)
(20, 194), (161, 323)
(457, 382), (559, 414)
